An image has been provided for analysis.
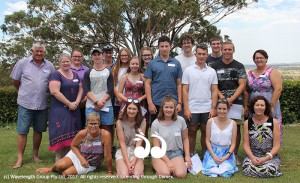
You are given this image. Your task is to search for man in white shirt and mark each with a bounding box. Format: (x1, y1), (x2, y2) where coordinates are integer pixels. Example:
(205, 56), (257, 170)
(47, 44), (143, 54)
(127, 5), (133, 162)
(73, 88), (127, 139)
(175, 34), (196, 71)
(182, 44), (218, 158)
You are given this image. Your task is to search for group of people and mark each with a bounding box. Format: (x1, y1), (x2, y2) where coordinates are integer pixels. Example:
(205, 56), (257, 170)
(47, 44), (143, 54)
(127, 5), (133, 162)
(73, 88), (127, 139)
(10, 34), (282, 178)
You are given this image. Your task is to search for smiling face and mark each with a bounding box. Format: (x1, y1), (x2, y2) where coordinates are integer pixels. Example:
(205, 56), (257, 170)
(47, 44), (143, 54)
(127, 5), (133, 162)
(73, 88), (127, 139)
(92, 52), (103, 65)
(162, 101), (175, 119)
(129, 58), (140, 72)
(87, 119), (100, 133)
(120, 50), (129, 64)
(253, 52), (267, 68)
(210, 40), (221, 54)
(71, 50), (83, 66)
(254, 99), (266, 116)
(59, 56), (71, 71)
(221, 43), (234, 61)
(32, 47), (46, 63)
(217, 103), (229, 118)
(126, 103), (138, 118)
(182, 38), (193, 53)
(141, 50), (153, 64)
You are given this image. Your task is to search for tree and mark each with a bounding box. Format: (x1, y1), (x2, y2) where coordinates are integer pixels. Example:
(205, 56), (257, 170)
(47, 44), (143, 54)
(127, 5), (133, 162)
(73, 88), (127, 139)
(1, 0), (258, 65)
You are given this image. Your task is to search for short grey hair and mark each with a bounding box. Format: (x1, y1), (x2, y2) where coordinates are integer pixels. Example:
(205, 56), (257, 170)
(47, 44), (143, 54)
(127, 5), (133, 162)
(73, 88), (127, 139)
(58, 53), (71, 63)
(31, 41), (46, 52)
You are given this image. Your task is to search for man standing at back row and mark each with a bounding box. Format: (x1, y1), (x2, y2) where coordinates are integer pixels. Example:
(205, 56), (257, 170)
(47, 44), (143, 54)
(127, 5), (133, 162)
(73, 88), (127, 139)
(10, 41), (55, 168)
(206, 36), (223, 67)
(211, 41), (247, 165)
(175, 33), (196, 71)
(145, 35), (183, 123)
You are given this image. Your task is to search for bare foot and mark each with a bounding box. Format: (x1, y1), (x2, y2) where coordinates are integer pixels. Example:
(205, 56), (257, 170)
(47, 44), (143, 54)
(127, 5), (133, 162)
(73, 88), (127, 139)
(33, 157), (42, 163)
(13, 161), (22, 169)
(35, 168), (51, 173)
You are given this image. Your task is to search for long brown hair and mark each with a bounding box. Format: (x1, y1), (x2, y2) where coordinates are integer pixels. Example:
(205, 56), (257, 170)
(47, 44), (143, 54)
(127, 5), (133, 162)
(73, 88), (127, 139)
(112, 48), (132, 85)
(157, 95), (178, 121)
(120, 101), (144, 133)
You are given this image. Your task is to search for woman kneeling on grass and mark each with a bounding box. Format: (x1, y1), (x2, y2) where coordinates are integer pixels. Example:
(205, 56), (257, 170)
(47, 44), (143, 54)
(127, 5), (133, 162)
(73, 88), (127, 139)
(151, 95), (191, 179)
(202, 98), (238, 178)
(115, 98), (146, 179)
(242, 96), (281, 177)
(36, 112), (113, 176)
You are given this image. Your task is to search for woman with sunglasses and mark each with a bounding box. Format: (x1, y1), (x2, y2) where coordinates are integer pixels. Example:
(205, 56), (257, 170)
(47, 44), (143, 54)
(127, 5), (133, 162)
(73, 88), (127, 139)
(118, 56), (147, 119)
(151, 95), (191, 179)
(36, 112), (113, 176)
(115, 99), (146, 179)
(202, 98), (238, 178)
(242, 96), (281, 177)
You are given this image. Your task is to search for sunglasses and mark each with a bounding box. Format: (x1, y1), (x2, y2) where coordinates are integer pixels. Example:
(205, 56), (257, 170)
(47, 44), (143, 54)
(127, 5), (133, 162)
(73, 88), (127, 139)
(87, 123), (99, 127)
(127, 98), (139, 104)
(218, 98), (227, 102)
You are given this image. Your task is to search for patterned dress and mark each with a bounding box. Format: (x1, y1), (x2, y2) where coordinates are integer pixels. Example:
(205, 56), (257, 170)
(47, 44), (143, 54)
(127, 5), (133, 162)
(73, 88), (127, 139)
(242, 117), (282, 177)
(119, 74), (147, 118)
(49, 71), (82, 151)
(247, 67), (282, 142)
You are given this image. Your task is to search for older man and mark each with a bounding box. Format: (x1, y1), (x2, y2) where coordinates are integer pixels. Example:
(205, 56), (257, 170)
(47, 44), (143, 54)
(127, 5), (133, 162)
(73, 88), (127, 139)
(10, 41), (55, 168)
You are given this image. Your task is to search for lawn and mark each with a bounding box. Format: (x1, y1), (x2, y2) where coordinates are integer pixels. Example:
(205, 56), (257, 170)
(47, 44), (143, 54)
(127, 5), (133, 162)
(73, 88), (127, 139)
(0, 124), (299, 183)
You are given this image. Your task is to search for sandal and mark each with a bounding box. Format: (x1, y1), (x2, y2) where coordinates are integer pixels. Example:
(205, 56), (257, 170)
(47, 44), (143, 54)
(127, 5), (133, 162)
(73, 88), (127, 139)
(35, 168), (51, 173)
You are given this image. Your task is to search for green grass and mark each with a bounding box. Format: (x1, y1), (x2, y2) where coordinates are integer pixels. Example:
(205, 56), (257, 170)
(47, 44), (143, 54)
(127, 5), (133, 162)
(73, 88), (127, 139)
(0, 124), (300, 183)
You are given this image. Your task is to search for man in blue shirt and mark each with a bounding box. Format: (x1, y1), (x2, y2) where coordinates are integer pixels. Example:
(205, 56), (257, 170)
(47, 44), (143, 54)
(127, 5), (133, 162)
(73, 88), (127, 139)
(144, 36), (183, 123)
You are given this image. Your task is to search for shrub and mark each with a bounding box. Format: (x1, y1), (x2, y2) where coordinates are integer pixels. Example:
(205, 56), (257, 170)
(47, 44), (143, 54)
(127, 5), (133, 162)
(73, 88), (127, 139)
(0, 87), (18, 127)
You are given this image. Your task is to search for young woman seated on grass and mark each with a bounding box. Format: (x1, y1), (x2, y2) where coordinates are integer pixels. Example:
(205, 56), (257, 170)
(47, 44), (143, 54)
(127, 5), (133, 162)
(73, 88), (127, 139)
(151, 95), (191, 179)
(115, 98), (146, 179)
(35, 112), (112, 176)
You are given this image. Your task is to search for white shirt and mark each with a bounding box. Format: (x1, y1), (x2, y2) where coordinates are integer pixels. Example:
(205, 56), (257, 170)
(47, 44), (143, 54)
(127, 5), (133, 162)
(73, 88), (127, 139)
(175, 54), (196, 71)
(182, 63), (218, 113)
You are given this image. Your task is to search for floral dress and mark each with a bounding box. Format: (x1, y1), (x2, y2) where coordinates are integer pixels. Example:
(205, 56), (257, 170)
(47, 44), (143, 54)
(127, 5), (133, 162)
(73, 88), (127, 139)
(247, 67), (282, 143)
(119, 74), (147, 118)
(242, 117), (282, 177)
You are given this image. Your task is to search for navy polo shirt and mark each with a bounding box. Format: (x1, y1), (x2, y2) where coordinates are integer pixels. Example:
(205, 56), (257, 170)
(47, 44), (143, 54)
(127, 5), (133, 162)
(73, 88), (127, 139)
(144, 55), (182, 106)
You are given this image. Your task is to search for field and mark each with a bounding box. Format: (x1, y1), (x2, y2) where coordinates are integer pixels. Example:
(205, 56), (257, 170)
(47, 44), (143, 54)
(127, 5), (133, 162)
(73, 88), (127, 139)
(0, 124), (300, 183)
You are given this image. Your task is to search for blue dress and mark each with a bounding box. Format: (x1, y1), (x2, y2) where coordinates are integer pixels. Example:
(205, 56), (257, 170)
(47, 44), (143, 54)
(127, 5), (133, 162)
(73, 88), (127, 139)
(202, 119), (238, 177)
(49, 71), (82, 151)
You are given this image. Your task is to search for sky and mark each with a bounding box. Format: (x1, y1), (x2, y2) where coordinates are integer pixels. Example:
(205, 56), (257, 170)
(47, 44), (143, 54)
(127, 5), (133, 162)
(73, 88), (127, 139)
(0, 0), (299, 65)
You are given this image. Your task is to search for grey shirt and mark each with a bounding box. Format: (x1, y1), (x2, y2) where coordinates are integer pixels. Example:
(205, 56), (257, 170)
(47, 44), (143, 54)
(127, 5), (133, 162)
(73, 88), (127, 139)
(10, 56), (55, 110)
(151, 116), (187, 151)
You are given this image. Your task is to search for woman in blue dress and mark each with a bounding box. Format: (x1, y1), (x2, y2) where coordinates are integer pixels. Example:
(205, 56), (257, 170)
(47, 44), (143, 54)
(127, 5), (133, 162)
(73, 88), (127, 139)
(202, 98), (238, 178)
(49, 53), (83, 162)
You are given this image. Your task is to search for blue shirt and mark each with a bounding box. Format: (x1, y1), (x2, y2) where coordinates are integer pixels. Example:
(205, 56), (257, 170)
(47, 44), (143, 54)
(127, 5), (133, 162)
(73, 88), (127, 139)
(10, 56), (55, 110)
(144, 55), (182, 106)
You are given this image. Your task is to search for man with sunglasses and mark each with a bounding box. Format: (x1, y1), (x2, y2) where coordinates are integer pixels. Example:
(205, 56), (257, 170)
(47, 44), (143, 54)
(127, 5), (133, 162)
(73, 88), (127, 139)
(10, 41), (55, 168)
(102, 44), (115, 71)
(210, 41), (247, 165)
(144, 36), (183, 124)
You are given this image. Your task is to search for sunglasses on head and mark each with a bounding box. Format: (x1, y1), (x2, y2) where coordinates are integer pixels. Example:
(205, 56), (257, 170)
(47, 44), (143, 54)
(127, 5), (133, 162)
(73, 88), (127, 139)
(127, 98), (139, 104)
(218, 98), (227, 102)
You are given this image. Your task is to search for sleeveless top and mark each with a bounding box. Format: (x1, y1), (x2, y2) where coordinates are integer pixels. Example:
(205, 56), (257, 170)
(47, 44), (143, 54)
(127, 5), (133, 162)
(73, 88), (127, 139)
(210, 118), (233, 146)
(118, 120), (146, 147)
(79, 132), (104, 166)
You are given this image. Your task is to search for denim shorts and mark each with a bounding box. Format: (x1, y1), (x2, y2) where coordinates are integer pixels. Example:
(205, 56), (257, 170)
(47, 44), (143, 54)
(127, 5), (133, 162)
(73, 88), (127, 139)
(17, 105), (48, 134)
(85, 106), (114, 126)
(166, 149), (183, 159)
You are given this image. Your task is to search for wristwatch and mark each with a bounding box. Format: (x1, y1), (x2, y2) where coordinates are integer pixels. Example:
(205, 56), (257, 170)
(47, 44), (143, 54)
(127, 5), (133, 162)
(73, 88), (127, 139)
(94, 100), (98, 106)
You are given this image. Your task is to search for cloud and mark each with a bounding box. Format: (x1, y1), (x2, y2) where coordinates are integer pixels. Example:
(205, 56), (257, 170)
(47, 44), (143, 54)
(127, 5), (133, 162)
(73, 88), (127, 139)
(4, 1), (27, 15)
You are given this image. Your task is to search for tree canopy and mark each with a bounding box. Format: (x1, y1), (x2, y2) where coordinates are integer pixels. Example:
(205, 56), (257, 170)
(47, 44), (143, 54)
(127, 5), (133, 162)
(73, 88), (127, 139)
(1, 0), (258, 66)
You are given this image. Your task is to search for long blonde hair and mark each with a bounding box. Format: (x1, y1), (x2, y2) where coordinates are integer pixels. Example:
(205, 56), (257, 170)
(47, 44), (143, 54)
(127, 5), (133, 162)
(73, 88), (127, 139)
(112, 48), (132, 85)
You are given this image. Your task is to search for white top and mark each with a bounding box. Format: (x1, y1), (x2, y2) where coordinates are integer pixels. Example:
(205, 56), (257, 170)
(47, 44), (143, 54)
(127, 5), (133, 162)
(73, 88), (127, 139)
(175, 54), (196, 71)
(182, 63), (218, 113)
(210, 118), (233, 146)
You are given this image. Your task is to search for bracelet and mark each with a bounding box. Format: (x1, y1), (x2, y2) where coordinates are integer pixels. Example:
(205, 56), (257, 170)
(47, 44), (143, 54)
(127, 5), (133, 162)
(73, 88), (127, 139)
(266, 152), (273, 159)
(177, 102), (182, 105)
(227, 151), (232, 155)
